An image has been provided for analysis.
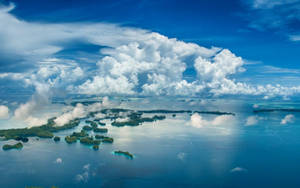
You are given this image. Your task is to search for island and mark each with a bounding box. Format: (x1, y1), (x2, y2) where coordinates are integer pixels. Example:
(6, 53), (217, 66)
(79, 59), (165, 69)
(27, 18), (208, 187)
(53, 136), (60, 142)
(93, 145), (99, 150)
(15, 136), (29, 142)
(2, 142), (23, 150)
(114, 150), (134, 159)
(82, 125), (93, 131)
(93, 127), (108, 133)
(0, 118), (80, 140)
(79, 136), (101, 145)
(71, 130), (88, 138)
(111, 114), (166, 127)
(65, 136), (77, 144)
(98, 122), (106, 126)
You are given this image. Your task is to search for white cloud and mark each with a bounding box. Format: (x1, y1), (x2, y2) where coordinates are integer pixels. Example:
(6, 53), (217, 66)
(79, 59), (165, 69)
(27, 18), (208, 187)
(280, 114), (295, 124)
(0, 105), (9, 119)
(230, 167), (248, 173)
(54, 158), (63, 164)
(0, 3), (300, 99)
(190, 113), (235, 128)
(54, 98), (110, 126)
(245, 116), (259, 126)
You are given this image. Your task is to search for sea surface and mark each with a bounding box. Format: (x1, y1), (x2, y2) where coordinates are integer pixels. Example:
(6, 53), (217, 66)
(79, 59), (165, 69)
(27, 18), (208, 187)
(1, 97), (300, 188)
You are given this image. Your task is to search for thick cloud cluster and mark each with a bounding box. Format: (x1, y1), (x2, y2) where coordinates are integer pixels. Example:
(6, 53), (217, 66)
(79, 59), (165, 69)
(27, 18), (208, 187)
(0, 3), (300, 99)
(0, 105), (9, 119)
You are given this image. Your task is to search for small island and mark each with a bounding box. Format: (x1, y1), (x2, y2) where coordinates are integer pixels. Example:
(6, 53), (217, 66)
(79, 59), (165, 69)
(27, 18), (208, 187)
(2, 142), (23, 150)
(15, 136), (29, 143)
(65, 136), (77, 144)
(93, 145), (99, 150)
(82, 125), (93, 131)
(71, 130), (88, 138)
(114, 150), (134, 159)
(80, 136), (101, 145)
(93, 127), (108, 133)
(53, 136), (60, 142)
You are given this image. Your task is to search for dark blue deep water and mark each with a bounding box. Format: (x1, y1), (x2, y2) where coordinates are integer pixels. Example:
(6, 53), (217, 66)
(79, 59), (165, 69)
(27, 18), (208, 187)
(1, 98), (300, 188)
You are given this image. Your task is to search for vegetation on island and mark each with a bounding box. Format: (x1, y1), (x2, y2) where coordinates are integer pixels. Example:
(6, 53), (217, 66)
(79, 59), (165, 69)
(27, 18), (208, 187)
(80, 136), (101, 145)
(85, 120), (98, 128)
(71, 130), (88, 138)
(98, 121), (106, 126)
(15, 136), (29, 142)
(0, 118), (80, 140)
(111, 114), (166, 127)
(3, 142), (23, 150)
(82, 125), (93, 131)
(53, 136), (60, 142)
(95, 135), (106, 139)
(102, 137), (113, 143)
(114, 150), (134, 159)
(65, 136), (77, 144)
(93, 127), (108, 133)
(93, 145), (99, 150)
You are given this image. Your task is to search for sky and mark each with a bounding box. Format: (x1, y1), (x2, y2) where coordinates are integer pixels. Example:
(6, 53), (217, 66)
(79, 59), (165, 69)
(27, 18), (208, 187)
(0, 0), (300, 99)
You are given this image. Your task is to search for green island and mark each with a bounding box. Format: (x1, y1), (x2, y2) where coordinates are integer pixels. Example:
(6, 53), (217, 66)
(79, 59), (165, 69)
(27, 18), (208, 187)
(82, 125), (93, 131)
(93, 127), (108, 133)
(15, 136), (29, 142)
(2, 142), (23, 150)
(114, 150), (134, 159)
(0, 118), (80, 140)
(93, 145), (99, 150)
(71, 130), (88, 137)
(95, 134), (113, 142)
(65, 136), (77, 144)
(98, 121), (106, 126)
(111, 114), (166, 127)
(85, 120), (98, 128)
(79, 136), (101, 145)
(53, 136), (60, 142)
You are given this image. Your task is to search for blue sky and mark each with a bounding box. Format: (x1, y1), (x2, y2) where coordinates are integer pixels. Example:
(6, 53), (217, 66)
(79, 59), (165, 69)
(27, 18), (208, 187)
(0, 0), (300, 99)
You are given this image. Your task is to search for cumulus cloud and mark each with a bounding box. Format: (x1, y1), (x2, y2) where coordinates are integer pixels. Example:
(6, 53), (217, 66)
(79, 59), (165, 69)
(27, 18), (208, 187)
(0, 105), (9, 119)
(280, 114), (295, 124)
(190, 113), (235, 128)
(0, 3), (300, 99)
(245, 116), (259, 126)
(230, 166), (248, 173)
(13, 88), (51, 126)
(54, 98), (110, 126)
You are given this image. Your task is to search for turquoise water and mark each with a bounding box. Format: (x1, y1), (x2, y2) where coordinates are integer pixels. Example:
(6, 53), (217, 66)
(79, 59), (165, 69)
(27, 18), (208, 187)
(1, 98), (300, 187)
